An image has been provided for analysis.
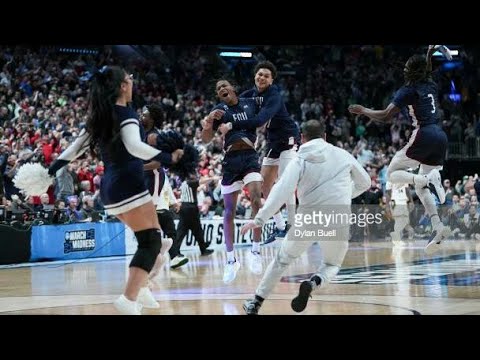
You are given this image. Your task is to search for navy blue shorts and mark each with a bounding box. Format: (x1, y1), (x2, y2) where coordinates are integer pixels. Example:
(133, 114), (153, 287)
(221, 149), (261, 186)
(406, 124), (448, 166)
(264, 138), (300, 159)
(101, 159), (151, 215)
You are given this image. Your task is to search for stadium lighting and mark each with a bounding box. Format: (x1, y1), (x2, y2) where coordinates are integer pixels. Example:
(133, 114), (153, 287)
(219, 51), (253, 58)
(58, 47), (98, 55)
(433, 49), (458, 57)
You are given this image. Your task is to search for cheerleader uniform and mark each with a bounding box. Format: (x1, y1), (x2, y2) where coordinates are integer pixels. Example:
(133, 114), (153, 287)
(49, 104), (173, 216)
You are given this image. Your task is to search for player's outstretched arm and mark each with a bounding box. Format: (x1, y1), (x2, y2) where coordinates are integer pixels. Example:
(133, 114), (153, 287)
(348, 103), (400, 122)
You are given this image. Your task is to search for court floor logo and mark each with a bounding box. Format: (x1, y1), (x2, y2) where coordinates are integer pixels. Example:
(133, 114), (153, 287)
(64, 229), (96, 253)
(281, 253), (480, 286)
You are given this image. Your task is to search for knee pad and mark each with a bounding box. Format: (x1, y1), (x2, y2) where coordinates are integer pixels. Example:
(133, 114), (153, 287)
(130, 228), (162, 272)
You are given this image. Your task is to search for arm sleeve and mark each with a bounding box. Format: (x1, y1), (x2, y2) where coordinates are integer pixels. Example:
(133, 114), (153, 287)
(231, 92), (282, 131)
(350, 155), (371, 199)
(254, 158), (301, 226)
(120, 119), (173, 165)
(48, 128), (91, 176)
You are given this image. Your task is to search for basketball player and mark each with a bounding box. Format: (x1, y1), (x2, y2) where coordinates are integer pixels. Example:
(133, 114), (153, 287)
(349, 45), (450, 255)
(202, 78), (263, 284)
(385, 181), (414, 247)
(140, 104), (188, 277)
(218, 61), (300, 245)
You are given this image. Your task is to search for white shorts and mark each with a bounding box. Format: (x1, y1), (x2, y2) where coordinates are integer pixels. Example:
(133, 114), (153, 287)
(262, 148), (297, 178)
(221, 172), (263, 195)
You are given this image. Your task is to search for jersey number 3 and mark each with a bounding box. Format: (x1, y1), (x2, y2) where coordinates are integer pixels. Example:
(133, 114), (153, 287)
(427, 94), (436, 114)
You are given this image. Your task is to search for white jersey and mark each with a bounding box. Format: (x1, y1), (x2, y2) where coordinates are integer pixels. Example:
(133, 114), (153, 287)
(156, 179), (178, 211)
(386, 181), (409, 205)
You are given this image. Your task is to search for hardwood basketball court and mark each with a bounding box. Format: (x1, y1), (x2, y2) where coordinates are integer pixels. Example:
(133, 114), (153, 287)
(1, 239), (480, 315)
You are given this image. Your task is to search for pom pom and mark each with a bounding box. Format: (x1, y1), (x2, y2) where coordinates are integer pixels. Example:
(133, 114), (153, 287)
(170, 144), (200, 180)
(156, 130), (185, 152)
(154, 130), (199, 179)
(13, 163), (54, 197)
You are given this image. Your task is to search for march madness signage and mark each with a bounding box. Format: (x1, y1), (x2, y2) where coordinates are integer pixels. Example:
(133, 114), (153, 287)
(64, 229), (96, 253)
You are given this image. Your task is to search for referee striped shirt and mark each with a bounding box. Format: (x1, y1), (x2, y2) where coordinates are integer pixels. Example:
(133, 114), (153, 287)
(180, 180), (199, 204)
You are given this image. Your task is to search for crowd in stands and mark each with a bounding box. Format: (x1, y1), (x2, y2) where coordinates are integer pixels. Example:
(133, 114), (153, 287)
(1, 44), (480, 239)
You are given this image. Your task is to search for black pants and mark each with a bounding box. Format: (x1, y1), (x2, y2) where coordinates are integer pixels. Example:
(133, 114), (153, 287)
(157, 209), (181, 259)
(172, 203), (208, 256)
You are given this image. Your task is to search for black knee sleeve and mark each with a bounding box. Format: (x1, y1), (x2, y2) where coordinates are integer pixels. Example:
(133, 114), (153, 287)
(130, 228), (162, 272)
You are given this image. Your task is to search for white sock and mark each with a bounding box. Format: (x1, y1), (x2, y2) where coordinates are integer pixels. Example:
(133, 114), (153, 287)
(416, 186), (438, 218)
(226, 250), (235, 263)
(273, 212), (286, 230)
(252, 242), (260, 253)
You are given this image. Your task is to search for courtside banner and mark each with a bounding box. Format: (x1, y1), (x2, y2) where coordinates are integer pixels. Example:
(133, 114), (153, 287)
(31, 222), (126, 261)
(125, 219), (276, 254)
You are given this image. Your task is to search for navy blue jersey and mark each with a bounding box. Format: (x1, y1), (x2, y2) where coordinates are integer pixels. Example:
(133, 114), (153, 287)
(141, 126), (161, 150)
(142, 126), (164, 194)
(392, 80), (439, 127)
(213, 97), (257, 150)
(233, 84), (300, 144)
(100, 105), (141, 165)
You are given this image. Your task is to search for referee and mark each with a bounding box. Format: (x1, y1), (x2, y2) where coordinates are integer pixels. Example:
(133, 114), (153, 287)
(173, 173), (216, 257)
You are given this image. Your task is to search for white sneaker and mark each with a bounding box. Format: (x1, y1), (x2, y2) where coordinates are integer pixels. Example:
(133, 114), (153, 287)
(427, 169), (446, 204)
(170, 255), (189, 269)
(137, 287), (160, 309)
(113, 295), (142, 315)
(425, 224), (452, 255)
(223, 260), (241, 284)
(247, 251), (263, 275)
